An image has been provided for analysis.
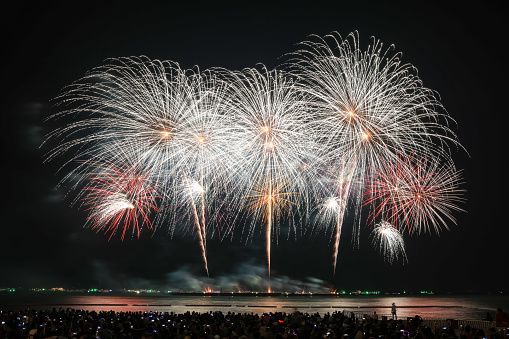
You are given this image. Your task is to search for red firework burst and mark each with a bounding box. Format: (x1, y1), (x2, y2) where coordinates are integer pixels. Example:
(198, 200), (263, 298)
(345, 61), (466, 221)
(82, 164), (160, 240)
(364, 154), (465, 234)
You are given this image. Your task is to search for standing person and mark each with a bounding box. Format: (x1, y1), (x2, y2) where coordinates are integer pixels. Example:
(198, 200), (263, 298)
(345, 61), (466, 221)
(495, 308), (509, 327)
(391, 303), (397, 320)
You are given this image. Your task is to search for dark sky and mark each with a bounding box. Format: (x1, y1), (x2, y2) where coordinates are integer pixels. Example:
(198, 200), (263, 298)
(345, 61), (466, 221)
(2, 1), (506, 293)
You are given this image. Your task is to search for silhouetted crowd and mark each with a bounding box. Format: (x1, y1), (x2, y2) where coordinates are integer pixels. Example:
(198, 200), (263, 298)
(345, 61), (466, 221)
(0, 308), (504, 339)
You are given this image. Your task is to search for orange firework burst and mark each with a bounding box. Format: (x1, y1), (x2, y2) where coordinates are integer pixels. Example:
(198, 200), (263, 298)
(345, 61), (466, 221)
(244, 175), (297, 284)
(244, 176), (297, 224)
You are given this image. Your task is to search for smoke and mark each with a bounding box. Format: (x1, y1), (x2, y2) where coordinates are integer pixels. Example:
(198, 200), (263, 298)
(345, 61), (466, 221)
(163, 260), (331, 293)
(84, 256), (330, 292)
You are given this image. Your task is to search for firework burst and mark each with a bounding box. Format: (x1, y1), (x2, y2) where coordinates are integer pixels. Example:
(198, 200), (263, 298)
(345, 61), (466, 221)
(79, 162), (160, 241)
(371, 221), (407, 263)
(221, 66), (320, 200)
(364, 154), (465, 234)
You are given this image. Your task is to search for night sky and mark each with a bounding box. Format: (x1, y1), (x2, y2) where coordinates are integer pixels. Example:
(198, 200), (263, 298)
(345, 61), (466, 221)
(2, 1), (506, 293)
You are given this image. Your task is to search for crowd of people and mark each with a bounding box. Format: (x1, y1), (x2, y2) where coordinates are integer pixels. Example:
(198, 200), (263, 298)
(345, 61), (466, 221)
(0, 307), (506, 339)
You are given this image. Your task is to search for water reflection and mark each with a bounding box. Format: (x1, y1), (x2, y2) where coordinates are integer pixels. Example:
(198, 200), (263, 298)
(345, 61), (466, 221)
(2, 293), (507, 320)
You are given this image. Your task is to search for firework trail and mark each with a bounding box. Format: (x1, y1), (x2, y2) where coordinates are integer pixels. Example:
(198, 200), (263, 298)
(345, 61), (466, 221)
(371, 221), (407, 263)
(328, 159), (356, 275)
(313, 158), (358, 275)
(180, 171), (209, 276)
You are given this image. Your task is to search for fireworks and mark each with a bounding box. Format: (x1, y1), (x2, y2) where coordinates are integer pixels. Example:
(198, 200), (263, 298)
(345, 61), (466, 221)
(220, 66), (320, 282)
(364, 154), (465, 234)
(44, 31), (466, 279)
(312, 159), (358, 275)
(45, 57), (239, 275)
(288, 31), (463, 270)
(371, 221), (407, 263)
(221, 66), (321, 206)
(79, 161), (160, 241)
(243, 174), (298, 281)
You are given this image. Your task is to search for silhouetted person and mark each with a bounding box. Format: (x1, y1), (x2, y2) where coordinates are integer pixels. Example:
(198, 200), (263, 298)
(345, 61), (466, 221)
(391, 303), (397, 320)
(412, 315), (422, 328)
(495, 308), (509, 327)
(461, 324), (473, 339)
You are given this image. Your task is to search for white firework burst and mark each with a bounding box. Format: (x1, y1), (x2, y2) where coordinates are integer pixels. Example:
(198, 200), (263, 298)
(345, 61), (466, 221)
(371, 221), (407, 264)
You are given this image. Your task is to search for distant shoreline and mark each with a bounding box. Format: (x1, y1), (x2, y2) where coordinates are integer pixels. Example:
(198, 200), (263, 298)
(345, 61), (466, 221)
(3, 303), (464, 308)
(3, 291), (506, 296)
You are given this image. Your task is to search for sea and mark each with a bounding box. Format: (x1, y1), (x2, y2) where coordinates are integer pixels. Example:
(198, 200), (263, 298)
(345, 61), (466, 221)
(1, 292), (508, 320)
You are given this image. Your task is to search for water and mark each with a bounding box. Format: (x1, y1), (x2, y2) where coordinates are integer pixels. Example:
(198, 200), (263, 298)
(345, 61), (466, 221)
(1, 292), (507, 320)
